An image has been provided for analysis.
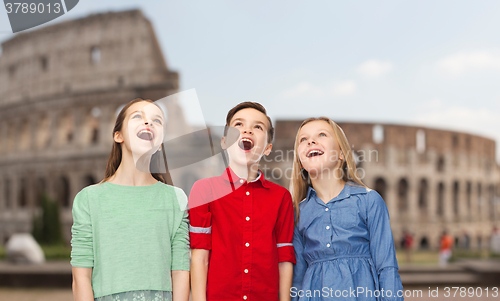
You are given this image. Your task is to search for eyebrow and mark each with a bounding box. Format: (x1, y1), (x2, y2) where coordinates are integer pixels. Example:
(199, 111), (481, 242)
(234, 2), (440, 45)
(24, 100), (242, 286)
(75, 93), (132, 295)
(232, 118), (267, 127)
(130, 110), (164, 120)
(299, 129), (330, 137)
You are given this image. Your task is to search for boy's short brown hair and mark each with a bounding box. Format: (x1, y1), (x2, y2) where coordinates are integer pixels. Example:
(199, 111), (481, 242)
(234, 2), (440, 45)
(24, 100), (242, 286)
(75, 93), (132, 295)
(225, 102), (274, 143)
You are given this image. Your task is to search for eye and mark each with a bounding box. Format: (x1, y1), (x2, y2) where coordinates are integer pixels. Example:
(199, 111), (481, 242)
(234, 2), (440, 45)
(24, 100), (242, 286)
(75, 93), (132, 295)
(299, 137), (307, 142)
(255, 125), (263, 130)
(234, 122), (242, 126)
(154, 119), (162, 125)
(319, 132), (326, 137)
(132, 114), (142, 119)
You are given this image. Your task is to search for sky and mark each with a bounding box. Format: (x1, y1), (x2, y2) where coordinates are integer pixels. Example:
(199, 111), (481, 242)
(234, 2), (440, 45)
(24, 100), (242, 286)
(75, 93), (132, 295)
(1, 1), (500, 161)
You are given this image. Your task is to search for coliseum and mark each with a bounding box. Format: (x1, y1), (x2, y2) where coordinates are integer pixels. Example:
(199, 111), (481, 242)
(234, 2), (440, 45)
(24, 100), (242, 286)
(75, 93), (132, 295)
(265, 120), (500, 250)
(0, 10), (192, 244)
(0, 9), (498, 252)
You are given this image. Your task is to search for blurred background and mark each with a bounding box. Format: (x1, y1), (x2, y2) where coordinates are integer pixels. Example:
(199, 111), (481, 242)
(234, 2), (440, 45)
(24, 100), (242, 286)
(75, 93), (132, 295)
(0, 1), (499, 300)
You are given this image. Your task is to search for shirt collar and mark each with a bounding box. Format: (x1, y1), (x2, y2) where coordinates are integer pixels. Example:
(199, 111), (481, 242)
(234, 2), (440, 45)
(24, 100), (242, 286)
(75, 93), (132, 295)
(305, 181), (370, 204)
(221, 166), (270, 188)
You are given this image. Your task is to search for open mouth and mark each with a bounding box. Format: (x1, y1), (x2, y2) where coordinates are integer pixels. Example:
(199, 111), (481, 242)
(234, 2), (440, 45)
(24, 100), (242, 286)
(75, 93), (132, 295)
(238, 137), (254, 151)
(137, 129), (154, 141)
(306, 149), (324, 158)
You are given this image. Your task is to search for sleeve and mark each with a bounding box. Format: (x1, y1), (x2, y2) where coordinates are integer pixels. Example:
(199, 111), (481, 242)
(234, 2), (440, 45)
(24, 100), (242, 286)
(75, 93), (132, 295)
(188, 180), (212, 250)
(367, 190), (404, 301)
(70, 189), (94, 268)
(291, 225), (307, 301)
(274, 190), (296, 264)
(171, 189), (190, 271)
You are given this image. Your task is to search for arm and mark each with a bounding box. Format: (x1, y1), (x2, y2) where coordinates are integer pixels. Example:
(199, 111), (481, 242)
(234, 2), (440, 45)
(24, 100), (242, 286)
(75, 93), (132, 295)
(291, 227), (307, 301)
(367, 191), (404, 301)
(191, 249), (210, 301)
(172, 270), (190, 301)
(279, 262), (293, 301)
(70, 189), (95, 301)
(72, 267), (94, 301)
(171, 190), (191, 301)
(274, 191), (296, 300)
(188, 181), (213, 301)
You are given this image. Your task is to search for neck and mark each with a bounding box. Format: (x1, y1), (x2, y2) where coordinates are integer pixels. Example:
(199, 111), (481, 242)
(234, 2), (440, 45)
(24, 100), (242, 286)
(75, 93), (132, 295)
(229, 160), (260, 182)
(310, 167), (346, 204)
(108, 149), (158, 186)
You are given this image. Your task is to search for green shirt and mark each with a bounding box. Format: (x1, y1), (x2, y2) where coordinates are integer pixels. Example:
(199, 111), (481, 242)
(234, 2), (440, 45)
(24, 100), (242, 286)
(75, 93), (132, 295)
(70, 181), (190, 298)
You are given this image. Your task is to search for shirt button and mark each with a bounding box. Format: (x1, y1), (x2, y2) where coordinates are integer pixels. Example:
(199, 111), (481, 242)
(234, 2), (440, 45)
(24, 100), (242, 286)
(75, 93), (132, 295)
(325, 208), (329, 211)
(246, 191), (250, 196)
(240, 179), (244, 183)
(326, 226), (330, 230)
(243, 296), (248, 300)
(327, 243), (331, 247)
(246, 216), (250, 221)
(244, 269), (249, 273)
(245, 242), (250, 247)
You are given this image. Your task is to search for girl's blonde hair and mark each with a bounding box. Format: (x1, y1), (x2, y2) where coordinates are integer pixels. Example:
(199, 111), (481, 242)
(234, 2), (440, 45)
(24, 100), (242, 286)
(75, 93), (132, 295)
(290, 117), (367, 223)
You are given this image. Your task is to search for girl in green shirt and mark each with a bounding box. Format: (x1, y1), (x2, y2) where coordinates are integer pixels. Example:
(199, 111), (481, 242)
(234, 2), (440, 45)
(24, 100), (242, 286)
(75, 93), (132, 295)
(71, 98), (190, 301)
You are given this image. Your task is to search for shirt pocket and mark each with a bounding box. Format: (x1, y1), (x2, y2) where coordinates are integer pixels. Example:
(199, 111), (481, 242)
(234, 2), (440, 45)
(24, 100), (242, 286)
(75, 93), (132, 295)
(334, 206), (358, 229)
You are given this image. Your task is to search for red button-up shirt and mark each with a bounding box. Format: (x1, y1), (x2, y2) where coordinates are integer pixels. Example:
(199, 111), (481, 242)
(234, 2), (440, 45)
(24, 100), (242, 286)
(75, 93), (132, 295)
(189, 167), (296, 301)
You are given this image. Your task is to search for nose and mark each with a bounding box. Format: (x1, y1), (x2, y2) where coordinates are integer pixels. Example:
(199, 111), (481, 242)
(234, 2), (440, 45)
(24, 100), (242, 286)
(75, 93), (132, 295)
(242, 127), (253, 135)
(308, 139), (316, 145)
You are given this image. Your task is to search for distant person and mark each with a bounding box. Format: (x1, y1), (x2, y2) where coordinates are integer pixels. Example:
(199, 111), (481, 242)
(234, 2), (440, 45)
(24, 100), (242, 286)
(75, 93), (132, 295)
(403, 230), (414, 263)
(490, 227), (500, 255)
(439, 231), (454, 267)
(461, 230), (470, 250)
(70, 98), (190, 301)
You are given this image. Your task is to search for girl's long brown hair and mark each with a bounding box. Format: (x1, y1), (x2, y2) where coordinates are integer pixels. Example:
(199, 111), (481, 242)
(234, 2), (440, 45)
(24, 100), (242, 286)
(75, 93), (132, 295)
(100, 98), (169, 184)
(290, 117), (367, 224)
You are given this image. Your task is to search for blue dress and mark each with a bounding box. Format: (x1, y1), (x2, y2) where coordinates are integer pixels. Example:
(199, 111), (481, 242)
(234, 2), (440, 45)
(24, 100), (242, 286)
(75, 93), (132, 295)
(292, 182), (404, 301)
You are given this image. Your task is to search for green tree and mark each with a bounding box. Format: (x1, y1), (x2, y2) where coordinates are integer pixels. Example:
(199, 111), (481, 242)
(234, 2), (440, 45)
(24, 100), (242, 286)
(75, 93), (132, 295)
(32, 193), (64, 245)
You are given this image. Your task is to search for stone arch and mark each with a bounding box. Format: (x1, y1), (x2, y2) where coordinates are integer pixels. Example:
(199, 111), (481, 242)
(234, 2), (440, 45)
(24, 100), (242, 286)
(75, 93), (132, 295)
(35, 177), (47, 207)
(4, 178), (10, 209)
(466, 181), (472, 220)
(82, 174), (97, 188)
(374, 177), (387, 200)
(83, 107), (101, 145)
(58, 111), (74, 145)
(418, 178), (428, 210)
(398, 178), (409, 212)
(488, 184), (495, 221)
(477, 182), (483, 213)
(7, 123), (15, 152)
(437, 182), (445, 217)
(453, 181), (460, 217)
(19, 177), (28, 208)
(416, 129), (426, 153)
(56, 176), (71, 208)
(19, 118), (30, 151)
(0, 122), (4, 155)
(372, 125), (384, 144)
(37, 113), (50, 149)
(436, 156), (445, 172)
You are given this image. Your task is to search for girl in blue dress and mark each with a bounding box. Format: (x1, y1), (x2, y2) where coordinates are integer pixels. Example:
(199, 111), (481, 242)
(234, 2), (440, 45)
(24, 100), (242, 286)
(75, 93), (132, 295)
(290, 117), (404, 301)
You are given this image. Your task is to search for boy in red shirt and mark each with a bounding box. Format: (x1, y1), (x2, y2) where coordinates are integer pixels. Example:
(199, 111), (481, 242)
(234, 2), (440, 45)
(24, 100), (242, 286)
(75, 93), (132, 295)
(189, 102), (295, 301)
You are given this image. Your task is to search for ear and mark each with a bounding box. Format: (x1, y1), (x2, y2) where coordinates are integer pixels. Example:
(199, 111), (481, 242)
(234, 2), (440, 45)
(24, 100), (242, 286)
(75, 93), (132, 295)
(114, 131), (124, 143)
(221, 136), (228, 150)
(263, 143), (273, 156)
